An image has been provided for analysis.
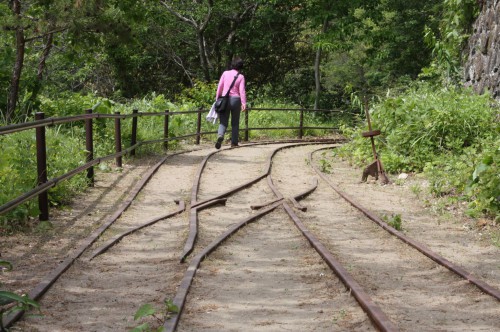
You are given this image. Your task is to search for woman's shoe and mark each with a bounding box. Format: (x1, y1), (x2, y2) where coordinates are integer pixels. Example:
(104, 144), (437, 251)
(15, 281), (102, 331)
(215, 136), (224, 149)
(231, 143), (239, 148)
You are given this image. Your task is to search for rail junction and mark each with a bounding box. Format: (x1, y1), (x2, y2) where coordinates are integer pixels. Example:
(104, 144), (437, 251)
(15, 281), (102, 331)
(2, 141), (499, 331)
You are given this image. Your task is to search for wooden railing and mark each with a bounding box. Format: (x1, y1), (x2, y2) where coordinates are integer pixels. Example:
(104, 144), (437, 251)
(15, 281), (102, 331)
(0, 107), (354, 221)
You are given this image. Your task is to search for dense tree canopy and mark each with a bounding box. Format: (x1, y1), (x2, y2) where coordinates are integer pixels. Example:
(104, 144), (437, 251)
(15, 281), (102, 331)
(0, 0), (480, 122)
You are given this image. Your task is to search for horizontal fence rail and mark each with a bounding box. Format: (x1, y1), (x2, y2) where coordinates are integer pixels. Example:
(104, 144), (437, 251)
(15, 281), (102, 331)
(0, 107), (356, 221)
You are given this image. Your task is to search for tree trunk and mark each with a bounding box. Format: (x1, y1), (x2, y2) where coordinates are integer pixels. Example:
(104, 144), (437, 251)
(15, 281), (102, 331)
(37, 32), (54, 81)
(313, 47), (322, 110)
(23, 32), (54, 114)
(6, 0), (25, 123)
(198, 31), (211, 81)
(314, 19), (329, 110)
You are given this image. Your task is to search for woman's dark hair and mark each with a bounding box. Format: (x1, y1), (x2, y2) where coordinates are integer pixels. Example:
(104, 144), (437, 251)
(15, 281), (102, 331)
(231, 57), (244, 70)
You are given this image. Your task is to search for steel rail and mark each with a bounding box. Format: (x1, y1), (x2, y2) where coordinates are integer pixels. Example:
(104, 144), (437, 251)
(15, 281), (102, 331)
(264, 165), (398, 331)
(1, 141), (337, 330)
(2, 149), (194, 329)
(309, 147), (500, 302)
(163, 200), (284, 332)
(251, 177), (318, 210)
(180, 143), (266, 262)
(88, 200), (186, 260)
(168, 141), (377, 332)
(180, 141), (339, 262)
(281, 202), (399, 332)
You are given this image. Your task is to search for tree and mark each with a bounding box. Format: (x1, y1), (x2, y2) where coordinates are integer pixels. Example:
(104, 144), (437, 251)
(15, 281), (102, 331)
(5, 0), (24, 123)
(160, 0), (215, 82)
(312, 0), (440, 108)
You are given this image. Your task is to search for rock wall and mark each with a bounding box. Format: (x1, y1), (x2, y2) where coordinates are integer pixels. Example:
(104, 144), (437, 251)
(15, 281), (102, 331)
(464, 0), (500, 98)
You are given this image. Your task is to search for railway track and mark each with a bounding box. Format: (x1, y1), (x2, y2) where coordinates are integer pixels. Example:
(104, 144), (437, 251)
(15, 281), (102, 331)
(3, 141), (499, 331)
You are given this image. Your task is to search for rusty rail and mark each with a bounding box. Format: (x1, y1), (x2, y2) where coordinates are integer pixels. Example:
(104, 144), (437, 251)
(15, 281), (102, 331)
(88, 200), (186, 260)
(309, 147), (500, 302)
(180, 140), (341, 263)
(167, 141), (396, 332)
(1, 151), (176, 329)
(1, 148), (209, 329)
(265, 169), (398, 331)
(167, 142), (340, 331)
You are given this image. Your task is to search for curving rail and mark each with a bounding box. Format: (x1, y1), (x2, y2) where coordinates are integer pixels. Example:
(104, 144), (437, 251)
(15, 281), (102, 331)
(4, 141), (498, 331)
(309, 147), (500, 301)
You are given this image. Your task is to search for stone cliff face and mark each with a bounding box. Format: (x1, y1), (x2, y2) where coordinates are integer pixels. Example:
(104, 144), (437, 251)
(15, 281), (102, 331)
(464, 0), (500, 98)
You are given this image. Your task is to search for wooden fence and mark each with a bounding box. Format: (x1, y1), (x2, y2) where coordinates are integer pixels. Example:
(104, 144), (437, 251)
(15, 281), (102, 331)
(0, 107), (354, 221)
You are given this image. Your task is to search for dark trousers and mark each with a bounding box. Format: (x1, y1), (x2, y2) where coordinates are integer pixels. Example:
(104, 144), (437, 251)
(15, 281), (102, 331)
(217, 97), (242, 145)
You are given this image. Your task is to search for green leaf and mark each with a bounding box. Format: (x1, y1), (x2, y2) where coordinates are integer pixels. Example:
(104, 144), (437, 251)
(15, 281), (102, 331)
(482, 155), (493, 165)
(472, 163), (488, 181)
(0, 291), (39, 309)
(0, 296), (16, 306)
(129, 323), (150, 332)
(164, 299), (179, 313)
(134, 303), (156, 321)
(0, 291), (28, 303)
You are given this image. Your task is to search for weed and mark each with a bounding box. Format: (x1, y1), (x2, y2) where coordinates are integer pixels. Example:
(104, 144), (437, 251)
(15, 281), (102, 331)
(130, 299), (179, 332)
(410, 184), (422, 198)
(332, 309), (348, 324)
(1, 260), (40, 331)
(383, 214), (403, 230)
(319, 158), (332, 174)
(337, 82), (499, 219)
(394, 178), (405, 186)
(491, 230), (500, 248)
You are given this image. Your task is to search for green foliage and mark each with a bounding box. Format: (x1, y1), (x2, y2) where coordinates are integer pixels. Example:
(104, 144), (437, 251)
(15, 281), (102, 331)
(318, 0), (440, 105)
(0, 260), (40, 331)
(39, 93), (114, 118)
(0, 131), (39, 228)
(130, 300), (178, 332)
(425, 136), (500, 219)
(318, 152), (332, 173)
(0, 125), (89, 231)
(337, 81), (499, 219)
(245, 102), (340, 140)
(176, 80), (218, 108)
(422, 0), (478, 84)
(466, 140), (499, 219)
(383, 214), (403, 231)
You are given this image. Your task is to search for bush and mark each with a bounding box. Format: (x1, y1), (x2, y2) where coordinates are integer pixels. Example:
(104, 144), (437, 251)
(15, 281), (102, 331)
(337, 81), (499, 219)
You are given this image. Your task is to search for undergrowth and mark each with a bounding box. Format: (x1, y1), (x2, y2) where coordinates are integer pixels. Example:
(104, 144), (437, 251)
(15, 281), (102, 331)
(1, 88), (342, 231)
(336, 82), (499, 221)
(2, 80), (498, 230)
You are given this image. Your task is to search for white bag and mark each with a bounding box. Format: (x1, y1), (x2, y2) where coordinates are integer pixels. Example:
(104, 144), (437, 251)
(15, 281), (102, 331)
(206, 102), (218, 124)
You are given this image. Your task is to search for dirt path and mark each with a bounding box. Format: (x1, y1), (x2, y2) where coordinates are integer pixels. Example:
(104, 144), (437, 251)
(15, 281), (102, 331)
(1, 142), (499, 331)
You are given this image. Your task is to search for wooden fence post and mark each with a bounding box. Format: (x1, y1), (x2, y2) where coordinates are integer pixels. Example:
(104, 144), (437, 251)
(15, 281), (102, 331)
(130, 109), (138, 156)
(35, 112), (49, 221)
(85, 109), (94, 186)
(114, 112), (122, 167)
(299, 109), (304, 139)
(196, 107), (202, 145)
(164, 110), (169, 150)
(244, 109), (249, 142)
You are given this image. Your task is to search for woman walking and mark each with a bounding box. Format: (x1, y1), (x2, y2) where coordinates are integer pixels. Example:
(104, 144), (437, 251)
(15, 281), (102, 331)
(215, 57), (247, 149)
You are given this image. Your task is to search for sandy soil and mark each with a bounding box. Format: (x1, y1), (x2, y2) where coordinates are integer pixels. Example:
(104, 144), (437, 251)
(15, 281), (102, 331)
(1, 141), (498, 331)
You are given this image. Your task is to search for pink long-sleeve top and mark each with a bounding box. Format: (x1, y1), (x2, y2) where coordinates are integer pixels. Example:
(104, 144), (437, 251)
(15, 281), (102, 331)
(216, 69), (246, 107)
